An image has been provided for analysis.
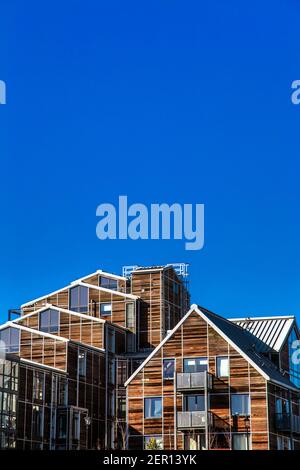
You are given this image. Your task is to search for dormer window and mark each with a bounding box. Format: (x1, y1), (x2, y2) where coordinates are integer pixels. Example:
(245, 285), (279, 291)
(39, 309), (59, 334)
(0, 328), (20, 353)
(69, 286), (88, 313)
(99, 276), (118, 291)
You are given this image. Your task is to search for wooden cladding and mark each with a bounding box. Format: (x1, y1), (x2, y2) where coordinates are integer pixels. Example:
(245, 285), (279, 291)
(19, 329), (67, 371)
(22, 285), (136, 330)
(127, 310), (270, 450)
(18, 309), (104, 350)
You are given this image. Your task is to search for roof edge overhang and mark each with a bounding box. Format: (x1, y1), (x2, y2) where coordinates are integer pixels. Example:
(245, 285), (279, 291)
(125, 304), (272, 387)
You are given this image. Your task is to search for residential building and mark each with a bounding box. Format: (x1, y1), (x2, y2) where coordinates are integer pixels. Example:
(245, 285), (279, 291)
(0, 264), (299, 450)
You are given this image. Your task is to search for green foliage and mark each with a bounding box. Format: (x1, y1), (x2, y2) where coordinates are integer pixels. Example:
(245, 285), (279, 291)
(146, 437), (162, 450)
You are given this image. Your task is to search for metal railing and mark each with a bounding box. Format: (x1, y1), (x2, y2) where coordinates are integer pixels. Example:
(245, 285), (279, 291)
(177, 411), (209, 428)
(176, 372), (212, 390)
(275, 413), (300, 434)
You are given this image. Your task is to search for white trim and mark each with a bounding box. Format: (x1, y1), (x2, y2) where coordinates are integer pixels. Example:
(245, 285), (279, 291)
(125, 304), (298, 389)
(229, 315), (295, 321)
(71, 269), (127, 284)
(131, 267), (164, 274)
(21, 284), (71, 307)
(97, 269), (127, 281)
(15, 304), (106, 324)
(77, 282), (138, 299)
(125, 306), (198, 386)
(21, 279), (139, 307)
(0, 321), (69, 342)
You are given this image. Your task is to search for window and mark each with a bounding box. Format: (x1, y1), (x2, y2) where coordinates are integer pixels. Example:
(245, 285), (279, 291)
(144, 436), (163, 449)
(184, 395), (205, 412)
(126, 303), (135, 329)
(144, 397), (162, 419)
(108, 390), (115, 417)
(173, 282), (180, 296)
(216, 356), (229, 377)
(277, 436), (292, 450)
(107, 329), (115, 353)
(0, 328), (20, 353)
(78, 350), (87, 377)
(231, 394), (250, 416)
(127, 333), (135, 353)
(163, 359), (175, 380)
(117, 394), (126, 419)
(69, 286), (88, 313)
(57, 413), (67, 439)
(32, 405), (44, 439)
(99, 276), (118, 291)
(108, 358), (115, 385)
(232, 433), (249, 450)
(39, 309), (59, 333)
(58, 378), (68, 406)
(183, 357), (208, 373)
(72, 412), (80, 441)
(276, 397), (289, 415)
(33, 371), (44, 400)
(100, 303), (112, 316)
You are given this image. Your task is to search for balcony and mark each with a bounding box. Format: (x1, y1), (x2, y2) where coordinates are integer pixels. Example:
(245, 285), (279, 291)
(177, 411), (209, 429)
(176, 372), (212, 391)
(275, 413), (300, 434)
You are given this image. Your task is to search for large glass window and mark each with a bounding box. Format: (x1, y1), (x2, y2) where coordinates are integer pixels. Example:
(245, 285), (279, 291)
(33, 371), (45, 401)
(127, 333), (135, 353)
(163, 359), (175, 380)
(99, 276), (118, 291)
(232, 433), (249, 450)
(72, 412), (81, 441)
(57, 413), (67, 439)
(216, 356), (229, 377)
(231, 394), (250, 416)
(184, 395), (205, 412)
(0, 328), (20, 354)
(144, 397), (162, 419)
(126, 303), (135, 329)
(78, 350), (87, 377)
(58, 378), (68, 406)
(100, 303), (112, 316)
(32, 405), (44, 439)
(39, 309), (59, 333)
(69, 286), (88, 313)
(108, 358), (115, 384)
(184, 357), (208, 373)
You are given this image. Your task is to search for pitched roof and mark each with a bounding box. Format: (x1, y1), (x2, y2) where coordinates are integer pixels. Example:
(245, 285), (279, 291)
(21, 279), (138, 308)
(125, 305), (299, 392)
(229, 316), (295, 352)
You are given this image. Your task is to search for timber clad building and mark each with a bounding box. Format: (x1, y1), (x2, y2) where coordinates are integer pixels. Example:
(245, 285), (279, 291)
(0, 264), (300, 450)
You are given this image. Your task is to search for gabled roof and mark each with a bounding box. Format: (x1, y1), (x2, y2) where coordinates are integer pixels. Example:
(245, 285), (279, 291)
(0, 321), (69, 342)
(229, 315), (296, 352)
(72, 269), (127, 283)
(125, 305), (299, 392)
(14, 304), (106, 324)
(21, 279), (138, 308)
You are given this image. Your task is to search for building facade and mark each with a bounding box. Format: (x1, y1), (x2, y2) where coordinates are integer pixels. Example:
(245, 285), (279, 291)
(0, 264), (299, 450)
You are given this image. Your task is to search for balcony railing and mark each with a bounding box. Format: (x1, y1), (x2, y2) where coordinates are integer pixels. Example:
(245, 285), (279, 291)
(177, 411), (209, 429)
(176, 372), (212, 390)
(275, 413), (300, 434)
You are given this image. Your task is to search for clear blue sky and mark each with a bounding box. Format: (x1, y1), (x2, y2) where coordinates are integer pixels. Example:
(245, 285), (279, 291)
(1, 0), (300, 323)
